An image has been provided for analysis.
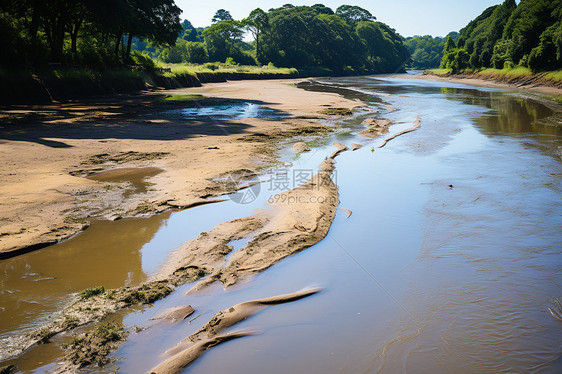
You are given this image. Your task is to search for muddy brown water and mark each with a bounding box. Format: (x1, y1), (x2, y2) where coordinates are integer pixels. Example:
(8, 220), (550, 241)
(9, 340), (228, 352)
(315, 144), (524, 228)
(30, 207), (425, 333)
(1, 75), (561, 373)
(86, 167), (163, 197)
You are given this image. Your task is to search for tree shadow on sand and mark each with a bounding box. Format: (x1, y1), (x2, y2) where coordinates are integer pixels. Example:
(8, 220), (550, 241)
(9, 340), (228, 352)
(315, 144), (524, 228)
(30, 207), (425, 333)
(0, 96), (289, 148)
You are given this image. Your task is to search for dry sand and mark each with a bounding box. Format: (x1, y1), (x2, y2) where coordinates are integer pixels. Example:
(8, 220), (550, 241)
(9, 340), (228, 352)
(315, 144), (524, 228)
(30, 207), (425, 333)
(0, 79), (358, 257)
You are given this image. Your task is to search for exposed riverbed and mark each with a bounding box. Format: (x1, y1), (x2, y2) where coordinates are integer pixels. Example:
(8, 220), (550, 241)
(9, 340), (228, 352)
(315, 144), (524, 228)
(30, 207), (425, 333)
(1, 74), (561, 373)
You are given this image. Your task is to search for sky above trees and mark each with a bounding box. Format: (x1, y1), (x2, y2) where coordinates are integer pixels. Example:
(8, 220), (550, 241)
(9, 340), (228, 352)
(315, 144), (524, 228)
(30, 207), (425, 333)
(176, 0), (508, 37)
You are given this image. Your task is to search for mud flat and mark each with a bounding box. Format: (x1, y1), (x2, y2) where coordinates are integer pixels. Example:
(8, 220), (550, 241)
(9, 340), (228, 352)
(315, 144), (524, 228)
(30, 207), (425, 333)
(0, 79), (360, 365)
(2, 143), (344, 367)
(0, 79), (358, 258)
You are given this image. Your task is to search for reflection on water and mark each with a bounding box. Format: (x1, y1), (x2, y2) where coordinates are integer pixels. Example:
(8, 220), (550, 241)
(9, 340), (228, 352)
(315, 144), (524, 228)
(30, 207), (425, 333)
(1, 75), (561, 373)
(87, 167), (163, 197)
(160, 99), (287, 121)
(439, 86), (558, 136)
(0, 213), (170, 338)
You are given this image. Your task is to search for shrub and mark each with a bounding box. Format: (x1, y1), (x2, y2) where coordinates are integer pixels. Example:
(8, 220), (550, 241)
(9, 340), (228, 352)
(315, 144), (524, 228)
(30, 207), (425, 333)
(204, 62), (219, 71)
(131, 51), (157, 71)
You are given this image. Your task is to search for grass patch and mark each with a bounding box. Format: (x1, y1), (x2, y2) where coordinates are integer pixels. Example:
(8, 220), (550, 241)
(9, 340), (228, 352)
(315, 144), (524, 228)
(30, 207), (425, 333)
(544, 71), (562, 83)
(160, 62), (298, 76)
(426, 68), (452, 76)
(63, 216), (88, 225)
(477, 67), (533, 77)
(161, 94), (204, 101)
(112, 281), (173, 304)
(319, 107), (353, 116)
(79, 286), (105, 300)
(242, 126), (334, 143)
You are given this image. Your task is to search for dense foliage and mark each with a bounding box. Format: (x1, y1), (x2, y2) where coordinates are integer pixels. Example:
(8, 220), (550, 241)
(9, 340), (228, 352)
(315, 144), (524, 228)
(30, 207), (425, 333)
(404, 33), (458, 69)
(441, 0), (562, 73)
(145, 4), (410, 74)
(1, 2), (410, 75)
(0, 0), (182, 70)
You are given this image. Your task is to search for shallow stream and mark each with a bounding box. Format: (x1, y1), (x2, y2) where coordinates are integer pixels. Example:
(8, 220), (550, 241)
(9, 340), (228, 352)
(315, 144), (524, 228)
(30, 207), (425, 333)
(1, 74), (561, 373)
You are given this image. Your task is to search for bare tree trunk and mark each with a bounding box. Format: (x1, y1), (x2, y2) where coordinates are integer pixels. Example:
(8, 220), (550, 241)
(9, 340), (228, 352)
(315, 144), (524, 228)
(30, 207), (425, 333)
(70, 18), (83, 54)
(125, 33), (133, 63)
(115, 33), (122, 59)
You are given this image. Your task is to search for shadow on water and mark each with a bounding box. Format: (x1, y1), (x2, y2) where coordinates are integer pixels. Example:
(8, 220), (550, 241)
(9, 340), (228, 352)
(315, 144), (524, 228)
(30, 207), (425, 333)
(0, 213), (171, 338)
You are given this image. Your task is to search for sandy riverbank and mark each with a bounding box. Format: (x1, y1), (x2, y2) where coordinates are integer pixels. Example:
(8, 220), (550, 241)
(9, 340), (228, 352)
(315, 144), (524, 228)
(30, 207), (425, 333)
(0, 79), (359, 258)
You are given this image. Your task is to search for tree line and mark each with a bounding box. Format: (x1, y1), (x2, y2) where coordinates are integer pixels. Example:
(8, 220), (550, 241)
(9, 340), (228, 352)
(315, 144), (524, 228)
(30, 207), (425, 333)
(136, 4), (411, 74)
(1, 0), (182, 70)
(404, 33), (458, 70)
(441, 0), (562, 73)
(1, 2), (411, 74)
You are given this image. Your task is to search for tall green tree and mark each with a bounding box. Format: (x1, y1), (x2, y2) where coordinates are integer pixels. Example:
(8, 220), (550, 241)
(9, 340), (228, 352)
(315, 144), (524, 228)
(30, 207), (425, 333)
(202, 20), (244, 62)
(212, 9), (233, 23)
(243, 8), (268, 63)
(336, 5), (375, 26)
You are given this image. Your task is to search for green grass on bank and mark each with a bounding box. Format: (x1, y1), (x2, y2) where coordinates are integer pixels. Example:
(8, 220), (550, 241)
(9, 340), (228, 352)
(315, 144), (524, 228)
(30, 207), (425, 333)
(426, 67), (562, 84)
(477, 67), (534, 78)
(544, 71), (562, 84)
(426, 68), (452, 76)
(0, 61), (301, 104)
(159, 62), (298, 77)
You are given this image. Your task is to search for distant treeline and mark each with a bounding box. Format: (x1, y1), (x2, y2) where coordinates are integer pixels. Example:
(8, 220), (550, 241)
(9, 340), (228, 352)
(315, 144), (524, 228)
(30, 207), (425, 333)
(141, 4), (410, 74)
(441, 0), (562, 73)
(404, 33), (458, 70)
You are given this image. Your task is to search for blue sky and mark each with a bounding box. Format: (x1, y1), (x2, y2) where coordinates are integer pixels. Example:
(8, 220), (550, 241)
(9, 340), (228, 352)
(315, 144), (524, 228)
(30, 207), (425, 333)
(176, 0), (505, 37)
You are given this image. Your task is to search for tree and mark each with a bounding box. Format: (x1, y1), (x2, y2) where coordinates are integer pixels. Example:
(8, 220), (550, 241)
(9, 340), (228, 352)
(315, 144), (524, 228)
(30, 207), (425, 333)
(491, 39), (514, 68)
(212, 9), (233, 23)
(203, 20), (243, 62)
(336, 5), (375, 26)
(123, 0), (182, 62)
(243, 8), (268, 63)
(185, 41), (208, 63)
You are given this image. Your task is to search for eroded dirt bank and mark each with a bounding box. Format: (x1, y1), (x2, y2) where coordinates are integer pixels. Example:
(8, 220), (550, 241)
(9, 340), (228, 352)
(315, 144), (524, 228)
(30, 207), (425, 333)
(405, 71), (562, 97)
(0, 79), (359, 257)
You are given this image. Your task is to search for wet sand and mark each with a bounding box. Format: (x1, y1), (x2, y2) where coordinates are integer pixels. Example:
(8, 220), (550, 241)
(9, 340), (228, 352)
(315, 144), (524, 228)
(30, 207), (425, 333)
(0, 79), (358, 257)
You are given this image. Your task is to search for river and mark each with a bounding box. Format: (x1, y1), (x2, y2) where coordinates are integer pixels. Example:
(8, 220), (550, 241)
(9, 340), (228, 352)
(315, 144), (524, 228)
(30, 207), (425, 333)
(1, 74), (561, 373)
